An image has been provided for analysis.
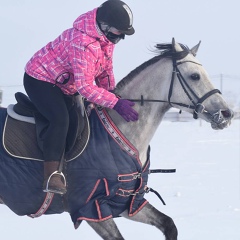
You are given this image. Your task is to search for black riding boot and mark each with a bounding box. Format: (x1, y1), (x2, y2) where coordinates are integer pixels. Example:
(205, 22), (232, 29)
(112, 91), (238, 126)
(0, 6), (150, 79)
(43, 161), (67, 195)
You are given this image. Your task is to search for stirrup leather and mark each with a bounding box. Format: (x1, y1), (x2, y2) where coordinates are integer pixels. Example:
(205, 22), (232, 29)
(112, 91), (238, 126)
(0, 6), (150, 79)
(43, 171), (67, 195)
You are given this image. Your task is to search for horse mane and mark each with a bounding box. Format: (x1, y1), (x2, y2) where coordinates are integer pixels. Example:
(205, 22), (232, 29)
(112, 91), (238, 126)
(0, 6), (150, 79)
(116, 43), (190, 90)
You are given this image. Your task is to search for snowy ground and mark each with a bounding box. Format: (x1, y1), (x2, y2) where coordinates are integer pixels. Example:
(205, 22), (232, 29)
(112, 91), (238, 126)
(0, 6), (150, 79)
(0, 112), (239, 239)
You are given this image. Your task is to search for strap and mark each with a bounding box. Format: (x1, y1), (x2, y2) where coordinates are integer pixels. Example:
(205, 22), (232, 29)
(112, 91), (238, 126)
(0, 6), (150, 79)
(198, 89), (221, 104)
(28, 193), (54, 218)
(118, 172), (142, 182)
(146, 187), (166, 205)
(149, 169), (176, 174)
(168, 59), (177, 106)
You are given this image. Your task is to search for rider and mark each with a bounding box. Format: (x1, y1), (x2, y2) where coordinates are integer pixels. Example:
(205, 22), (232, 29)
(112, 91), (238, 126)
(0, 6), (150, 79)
(23, 0), (138, 195)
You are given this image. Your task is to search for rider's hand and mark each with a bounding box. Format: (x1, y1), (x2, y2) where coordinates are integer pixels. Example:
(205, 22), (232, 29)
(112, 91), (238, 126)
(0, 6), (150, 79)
(113, 99), (138, 122)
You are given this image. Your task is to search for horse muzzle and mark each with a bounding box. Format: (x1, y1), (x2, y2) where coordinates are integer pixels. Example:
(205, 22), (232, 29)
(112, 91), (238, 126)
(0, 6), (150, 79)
(193, 101), (234, 130)
(210, 109), (234, 130)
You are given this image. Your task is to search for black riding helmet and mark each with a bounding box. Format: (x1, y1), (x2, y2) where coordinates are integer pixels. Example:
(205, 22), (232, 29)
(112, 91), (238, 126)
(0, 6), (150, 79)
(96, 0), (135, 37)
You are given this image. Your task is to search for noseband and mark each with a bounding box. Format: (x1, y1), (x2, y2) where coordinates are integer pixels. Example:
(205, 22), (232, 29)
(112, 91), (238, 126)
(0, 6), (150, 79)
(127, 55), (221, 120)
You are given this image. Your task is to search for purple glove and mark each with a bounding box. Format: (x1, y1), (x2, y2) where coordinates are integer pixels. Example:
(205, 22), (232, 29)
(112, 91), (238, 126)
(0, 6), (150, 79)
(113, 99), (138, 122)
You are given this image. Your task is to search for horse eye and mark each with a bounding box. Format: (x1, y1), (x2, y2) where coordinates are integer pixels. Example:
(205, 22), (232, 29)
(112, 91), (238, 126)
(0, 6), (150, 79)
(191, 73), (200, 81)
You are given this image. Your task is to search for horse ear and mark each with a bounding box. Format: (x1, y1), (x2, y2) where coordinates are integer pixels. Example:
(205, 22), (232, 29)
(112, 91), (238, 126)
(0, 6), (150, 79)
(190, 41), (201, 56)
(172, 38), (176, 52)
(172, 38), (183, 52)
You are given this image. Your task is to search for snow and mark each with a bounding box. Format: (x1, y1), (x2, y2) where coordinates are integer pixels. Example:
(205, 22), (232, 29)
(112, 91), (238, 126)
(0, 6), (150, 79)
(0, 99), (239, 239)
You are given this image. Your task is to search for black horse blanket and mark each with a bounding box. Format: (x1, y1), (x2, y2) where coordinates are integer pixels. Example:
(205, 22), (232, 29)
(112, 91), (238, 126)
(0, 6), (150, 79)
(0, 105), (150, 228)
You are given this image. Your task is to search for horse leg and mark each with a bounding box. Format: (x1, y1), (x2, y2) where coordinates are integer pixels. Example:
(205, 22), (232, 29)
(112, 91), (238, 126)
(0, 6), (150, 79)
(87, 218), (125, 240)
(120, 202), (178, 240)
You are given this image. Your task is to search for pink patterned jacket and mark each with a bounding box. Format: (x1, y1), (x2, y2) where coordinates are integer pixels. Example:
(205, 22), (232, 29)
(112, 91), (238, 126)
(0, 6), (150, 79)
(25, 8), (118, 108)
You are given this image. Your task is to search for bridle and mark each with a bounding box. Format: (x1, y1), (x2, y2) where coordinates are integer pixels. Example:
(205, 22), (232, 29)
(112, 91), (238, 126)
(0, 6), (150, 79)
(127, 54), (221, 120)
(168, 58), (221, 119)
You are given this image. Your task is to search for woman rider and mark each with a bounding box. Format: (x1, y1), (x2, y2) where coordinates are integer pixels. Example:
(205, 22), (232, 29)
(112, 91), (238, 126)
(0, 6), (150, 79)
(24, 0), (138, 195)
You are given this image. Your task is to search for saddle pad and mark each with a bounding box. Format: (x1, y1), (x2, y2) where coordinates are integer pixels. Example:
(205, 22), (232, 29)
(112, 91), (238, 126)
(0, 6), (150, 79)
(3, 114), (90, 162)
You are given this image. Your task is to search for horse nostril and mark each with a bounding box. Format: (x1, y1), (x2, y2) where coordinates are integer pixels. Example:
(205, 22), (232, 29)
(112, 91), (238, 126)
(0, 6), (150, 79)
(221, 109), (233, 119)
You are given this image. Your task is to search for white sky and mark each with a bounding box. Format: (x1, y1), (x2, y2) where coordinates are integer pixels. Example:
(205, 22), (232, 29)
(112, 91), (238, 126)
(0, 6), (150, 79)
(1, 0), (240, 88)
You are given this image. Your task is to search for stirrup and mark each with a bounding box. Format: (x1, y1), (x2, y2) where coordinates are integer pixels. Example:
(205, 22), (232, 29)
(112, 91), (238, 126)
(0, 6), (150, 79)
(43, 171), (67, 195)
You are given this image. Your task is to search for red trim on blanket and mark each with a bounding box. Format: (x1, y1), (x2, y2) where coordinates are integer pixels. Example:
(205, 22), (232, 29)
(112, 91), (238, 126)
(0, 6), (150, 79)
(128, 200), (148, 217)
(96, 107), (142, 167)
(75, 215), (113, 229)
(103, 178), (110, 196)
(129, 177), (143, 213)
(103, 108), (140, 158)
(95, 200), (102, 219)
(86, 179), (101, 204)
(143, 158), (150, 172)
(28, 192), (54, 218)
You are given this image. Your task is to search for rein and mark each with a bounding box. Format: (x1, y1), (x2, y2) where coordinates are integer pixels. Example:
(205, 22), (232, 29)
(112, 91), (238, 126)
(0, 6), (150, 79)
(127, 53), (221, 120)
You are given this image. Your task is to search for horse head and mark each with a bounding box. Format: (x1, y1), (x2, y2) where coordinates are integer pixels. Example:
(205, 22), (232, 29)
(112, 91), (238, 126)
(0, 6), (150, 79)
(169, 38), (233, 130)
(113, 39), (233, 161)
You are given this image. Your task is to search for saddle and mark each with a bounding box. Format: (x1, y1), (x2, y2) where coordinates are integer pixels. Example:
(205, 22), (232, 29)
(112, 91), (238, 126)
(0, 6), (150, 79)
(3, 92), (90, 162)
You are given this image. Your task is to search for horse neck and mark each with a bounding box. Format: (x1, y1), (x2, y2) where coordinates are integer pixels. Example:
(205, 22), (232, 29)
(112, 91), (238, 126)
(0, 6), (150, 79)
(108, 60), (172, 166)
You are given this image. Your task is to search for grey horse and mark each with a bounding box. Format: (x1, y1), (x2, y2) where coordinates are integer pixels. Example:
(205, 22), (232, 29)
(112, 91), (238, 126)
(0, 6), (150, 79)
(0, 39), (233, 240)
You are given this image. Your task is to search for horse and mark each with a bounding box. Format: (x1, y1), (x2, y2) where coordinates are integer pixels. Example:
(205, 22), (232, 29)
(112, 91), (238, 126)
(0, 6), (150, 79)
(0, 39), (233, 240)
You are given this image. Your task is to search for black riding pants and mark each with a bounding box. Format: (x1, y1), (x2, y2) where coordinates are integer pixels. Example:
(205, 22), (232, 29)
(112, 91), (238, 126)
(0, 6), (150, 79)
(23, 73), (69, 162)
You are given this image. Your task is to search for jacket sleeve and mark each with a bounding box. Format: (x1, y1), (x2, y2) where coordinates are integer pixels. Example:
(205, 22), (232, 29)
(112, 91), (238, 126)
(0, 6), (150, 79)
(69, 42), (118, 108)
